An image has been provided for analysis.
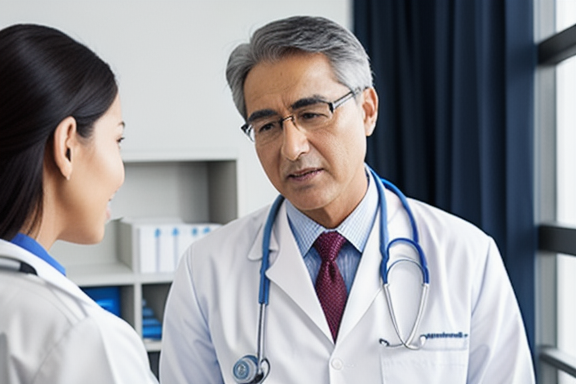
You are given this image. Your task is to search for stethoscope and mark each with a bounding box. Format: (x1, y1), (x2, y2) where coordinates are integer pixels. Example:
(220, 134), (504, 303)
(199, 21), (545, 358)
(232, 167), (430, 384)
(0, 255), (37, 275)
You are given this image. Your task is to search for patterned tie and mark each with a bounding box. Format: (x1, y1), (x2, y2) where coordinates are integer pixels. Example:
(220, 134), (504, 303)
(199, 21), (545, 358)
(314, 231), (348, 341)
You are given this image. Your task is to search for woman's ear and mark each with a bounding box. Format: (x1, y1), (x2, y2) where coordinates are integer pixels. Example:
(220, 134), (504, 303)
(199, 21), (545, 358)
(52, 116), (78, 180)
(361, 87), (379, 137)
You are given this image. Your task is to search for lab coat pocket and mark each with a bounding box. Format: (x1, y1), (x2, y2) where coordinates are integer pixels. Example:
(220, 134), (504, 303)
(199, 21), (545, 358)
(379, 338), (468, 384)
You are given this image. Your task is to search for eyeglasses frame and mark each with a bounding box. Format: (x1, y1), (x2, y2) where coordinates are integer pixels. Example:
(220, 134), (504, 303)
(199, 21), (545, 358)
(240, 89), (359, 142)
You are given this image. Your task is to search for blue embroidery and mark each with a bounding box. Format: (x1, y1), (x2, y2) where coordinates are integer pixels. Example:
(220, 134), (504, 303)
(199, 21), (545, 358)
(424, 332), (468, 340)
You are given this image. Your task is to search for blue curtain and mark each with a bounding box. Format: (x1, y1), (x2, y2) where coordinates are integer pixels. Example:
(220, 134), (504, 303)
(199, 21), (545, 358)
(354, 0), (535, 352)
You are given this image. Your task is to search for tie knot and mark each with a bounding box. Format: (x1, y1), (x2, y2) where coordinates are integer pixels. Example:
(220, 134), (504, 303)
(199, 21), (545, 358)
(314, 231), (347, 263)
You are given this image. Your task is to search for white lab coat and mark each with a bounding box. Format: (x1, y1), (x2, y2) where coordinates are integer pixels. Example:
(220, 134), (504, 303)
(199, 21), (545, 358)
(0, 240), (158, 384)
(160, 189), (535, 383)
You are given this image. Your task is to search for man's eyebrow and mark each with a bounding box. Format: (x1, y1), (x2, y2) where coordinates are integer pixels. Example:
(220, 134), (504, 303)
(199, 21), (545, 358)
(291, 95), (327, 110)
(247, 109), (278, 123)
(246, 95), (328, 123)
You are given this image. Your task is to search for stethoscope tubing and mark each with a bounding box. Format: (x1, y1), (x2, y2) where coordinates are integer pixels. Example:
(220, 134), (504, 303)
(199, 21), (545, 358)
(373, 168), (430, 285)
(383, 263), (430, 349)
(0, 255), (37, 275)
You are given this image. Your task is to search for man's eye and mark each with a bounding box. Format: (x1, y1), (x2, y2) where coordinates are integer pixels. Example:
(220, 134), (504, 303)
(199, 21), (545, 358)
(297, 105), (330, 121)
(257, 122), (277, 133)
(300, 112), (323, 120)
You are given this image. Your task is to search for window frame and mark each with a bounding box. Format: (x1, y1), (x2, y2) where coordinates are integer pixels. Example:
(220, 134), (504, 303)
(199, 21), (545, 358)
(536, 1), (576, 381)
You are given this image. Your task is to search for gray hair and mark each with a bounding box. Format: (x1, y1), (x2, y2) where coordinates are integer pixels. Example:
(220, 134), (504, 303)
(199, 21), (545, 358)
(226, 16), (373, 119)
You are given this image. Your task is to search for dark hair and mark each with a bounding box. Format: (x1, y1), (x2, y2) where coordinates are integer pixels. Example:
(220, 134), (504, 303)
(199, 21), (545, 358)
(0, 24), (118, 240)
(226, 16), (373, 119)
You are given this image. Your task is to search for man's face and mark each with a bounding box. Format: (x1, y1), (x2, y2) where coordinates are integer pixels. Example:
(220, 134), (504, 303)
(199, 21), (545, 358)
(243, 52), (378, 228)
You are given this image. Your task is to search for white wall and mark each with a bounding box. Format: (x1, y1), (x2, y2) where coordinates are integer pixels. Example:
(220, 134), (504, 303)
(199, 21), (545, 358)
(0, 0), (352, 217)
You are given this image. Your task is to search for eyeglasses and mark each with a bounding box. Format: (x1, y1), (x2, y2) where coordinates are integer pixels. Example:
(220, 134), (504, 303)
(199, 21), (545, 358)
(241, 90), (358, 144)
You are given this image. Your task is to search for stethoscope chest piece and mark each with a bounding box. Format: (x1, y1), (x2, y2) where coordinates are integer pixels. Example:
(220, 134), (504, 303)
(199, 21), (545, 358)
(233, 355), (270, 384)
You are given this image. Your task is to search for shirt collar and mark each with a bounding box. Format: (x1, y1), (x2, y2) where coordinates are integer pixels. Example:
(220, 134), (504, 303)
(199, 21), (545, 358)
(10, 233), (66, 276)
(286, 168), (379, 256)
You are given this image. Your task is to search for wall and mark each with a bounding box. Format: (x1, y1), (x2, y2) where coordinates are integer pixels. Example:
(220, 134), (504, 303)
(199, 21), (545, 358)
(0, 0), (352, 217)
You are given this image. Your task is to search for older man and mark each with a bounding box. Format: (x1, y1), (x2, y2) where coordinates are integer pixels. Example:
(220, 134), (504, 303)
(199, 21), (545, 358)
(160, 16), (534, 384)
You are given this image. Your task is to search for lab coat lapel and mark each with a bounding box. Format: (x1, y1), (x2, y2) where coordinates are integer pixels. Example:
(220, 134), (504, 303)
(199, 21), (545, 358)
(336, 210), (383, 342)
(0, 240), (91, 310)
(337, 188), (404, 343)
(264, 203), (333, 341)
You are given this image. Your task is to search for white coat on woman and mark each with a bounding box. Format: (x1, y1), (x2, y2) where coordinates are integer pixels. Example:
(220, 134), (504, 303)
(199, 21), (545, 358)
(0, 239), (158, 384)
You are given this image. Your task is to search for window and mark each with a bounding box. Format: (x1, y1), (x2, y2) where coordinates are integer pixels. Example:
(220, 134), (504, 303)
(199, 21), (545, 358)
(537, 1), (576, 382)
(557, 50), (576, 384)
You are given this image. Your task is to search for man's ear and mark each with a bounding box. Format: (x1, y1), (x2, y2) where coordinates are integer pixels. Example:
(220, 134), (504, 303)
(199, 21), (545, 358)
(52, 116), (78, 180)
(361, 87), (379, 137)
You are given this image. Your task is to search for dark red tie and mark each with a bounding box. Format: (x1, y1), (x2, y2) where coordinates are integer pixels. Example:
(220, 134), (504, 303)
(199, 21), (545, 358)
(314, 231), (348, 341)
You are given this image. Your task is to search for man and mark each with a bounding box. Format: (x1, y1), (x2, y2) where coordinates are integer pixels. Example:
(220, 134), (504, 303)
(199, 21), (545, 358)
(160, 16), (534, 383)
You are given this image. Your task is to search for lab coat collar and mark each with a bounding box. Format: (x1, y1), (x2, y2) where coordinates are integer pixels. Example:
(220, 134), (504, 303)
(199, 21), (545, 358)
(0, 239), (90, 307)
(10, 233), (66, 275)
(246, 206), (271, 262)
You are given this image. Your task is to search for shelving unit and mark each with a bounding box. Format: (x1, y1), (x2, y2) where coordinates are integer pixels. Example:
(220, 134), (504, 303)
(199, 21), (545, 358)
(51, 154), (238, 375)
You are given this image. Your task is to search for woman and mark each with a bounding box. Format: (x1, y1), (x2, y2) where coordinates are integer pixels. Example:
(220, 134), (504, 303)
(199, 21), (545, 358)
(0, 24), (158, 383)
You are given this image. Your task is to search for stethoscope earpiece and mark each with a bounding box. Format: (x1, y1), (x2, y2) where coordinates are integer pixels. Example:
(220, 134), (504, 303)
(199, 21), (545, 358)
(233, 355), (269, 384)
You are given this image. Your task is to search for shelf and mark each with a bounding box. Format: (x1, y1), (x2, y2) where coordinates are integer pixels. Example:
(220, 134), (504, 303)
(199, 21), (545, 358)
(66, 262), (134, 287)
(137, 273), (175, 284)
(66, 263), (174, 287)
(144, 340), (163, 352)
(121, 148), (238, 163)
